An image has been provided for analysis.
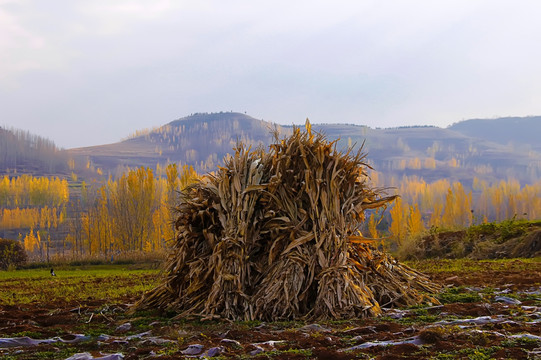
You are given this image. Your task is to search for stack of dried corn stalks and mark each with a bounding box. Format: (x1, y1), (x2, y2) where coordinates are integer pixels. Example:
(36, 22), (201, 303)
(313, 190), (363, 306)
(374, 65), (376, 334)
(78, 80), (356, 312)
(136, 122), (439, 321)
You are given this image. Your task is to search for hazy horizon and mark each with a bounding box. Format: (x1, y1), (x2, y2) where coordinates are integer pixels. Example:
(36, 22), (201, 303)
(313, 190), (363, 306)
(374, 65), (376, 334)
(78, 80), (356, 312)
(2, 1), (541, 148)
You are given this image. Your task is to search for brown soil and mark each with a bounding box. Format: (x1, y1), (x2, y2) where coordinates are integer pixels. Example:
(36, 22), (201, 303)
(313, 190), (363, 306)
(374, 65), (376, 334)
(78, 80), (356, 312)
(1, 261), (540, 359)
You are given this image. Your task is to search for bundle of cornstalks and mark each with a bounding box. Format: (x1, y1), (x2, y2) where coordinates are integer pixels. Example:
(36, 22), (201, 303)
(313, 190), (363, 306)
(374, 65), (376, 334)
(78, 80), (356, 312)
(136, 122), (439, 321)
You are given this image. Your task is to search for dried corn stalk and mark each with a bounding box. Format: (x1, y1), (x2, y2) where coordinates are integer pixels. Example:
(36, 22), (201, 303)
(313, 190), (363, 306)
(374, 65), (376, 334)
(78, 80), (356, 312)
(135, 121), (439, 320)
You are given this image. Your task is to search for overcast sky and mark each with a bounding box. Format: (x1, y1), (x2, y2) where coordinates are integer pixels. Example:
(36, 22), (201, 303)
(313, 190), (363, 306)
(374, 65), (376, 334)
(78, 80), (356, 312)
(1, 1), (541, 148)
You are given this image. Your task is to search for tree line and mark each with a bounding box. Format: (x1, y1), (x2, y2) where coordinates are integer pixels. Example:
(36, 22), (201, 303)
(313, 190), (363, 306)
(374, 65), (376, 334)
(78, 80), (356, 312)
(366, 174), (541, 243)
(0, 167), (539, 260)
(0, 127), (69, 174)
(0, 165), (198, 261)
(0, 175), (69, 207)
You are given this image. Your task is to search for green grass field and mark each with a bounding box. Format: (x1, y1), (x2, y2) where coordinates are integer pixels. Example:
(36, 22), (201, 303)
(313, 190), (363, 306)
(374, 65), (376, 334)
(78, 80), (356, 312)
(1, 258), (539, 307)
(0, 265), (160, 306)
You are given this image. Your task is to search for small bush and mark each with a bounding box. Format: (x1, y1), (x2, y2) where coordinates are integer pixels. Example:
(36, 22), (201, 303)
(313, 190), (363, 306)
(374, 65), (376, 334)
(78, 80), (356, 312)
(0, 238), (28, 270)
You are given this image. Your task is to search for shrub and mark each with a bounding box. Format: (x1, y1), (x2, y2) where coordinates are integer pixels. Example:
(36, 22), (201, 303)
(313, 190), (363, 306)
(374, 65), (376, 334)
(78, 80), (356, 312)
(0, 238), (28, 270)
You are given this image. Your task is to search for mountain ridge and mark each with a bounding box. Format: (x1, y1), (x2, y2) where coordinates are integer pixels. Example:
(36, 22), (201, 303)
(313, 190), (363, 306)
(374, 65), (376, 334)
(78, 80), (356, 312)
(3, 113), (540, 185)
(448, 116), (541, 152)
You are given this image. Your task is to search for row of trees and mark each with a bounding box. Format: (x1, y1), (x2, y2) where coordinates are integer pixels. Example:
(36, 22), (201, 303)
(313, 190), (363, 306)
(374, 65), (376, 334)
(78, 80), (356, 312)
(371, 175), (541, 243)
(1, 166), (540, 260)
(0, 165), (198, 260)
(0, 127), (69, 173)
(19, 206), (65, 262)
(0, 175), (69, 207)
(66, 164), (197, 257)
(1, 206), (64, 230)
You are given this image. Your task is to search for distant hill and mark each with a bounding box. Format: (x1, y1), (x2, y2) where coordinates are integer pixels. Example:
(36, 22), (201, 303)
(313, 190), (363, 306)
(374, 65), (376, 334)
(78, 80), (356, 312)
(68, 113), (541, 185)
(306, 122), (541, 184)
(4, 113), (540, 186)
(69, 112), (290, 175)
(0, 127), (69, 176)
(448, 116), (541, 152)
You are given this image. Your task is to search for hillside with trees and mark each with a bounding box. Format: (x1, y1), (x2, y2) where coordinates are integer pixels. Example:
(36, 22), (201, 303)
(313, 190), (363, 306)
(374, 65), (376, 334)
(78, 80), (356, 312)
(5, 113), (540, 186)
(68, 112), (541, 185)
(68, 112), (289, 176)
(308, 123), (541, 185)
(448, 116), (541, 152)
(1, 113), (540, 261)
(0, 127), (69, 176)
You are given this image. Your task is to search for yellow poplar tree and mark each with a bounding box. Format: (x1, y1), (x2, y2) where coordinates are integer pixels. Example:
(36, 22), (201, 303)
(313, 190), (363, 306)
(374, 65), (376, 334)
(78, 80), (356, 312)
(367, 213), (379, 239)
(390, 197), (408, 243)
(407, 204), (424, 237)
(429, 201), (443, 228)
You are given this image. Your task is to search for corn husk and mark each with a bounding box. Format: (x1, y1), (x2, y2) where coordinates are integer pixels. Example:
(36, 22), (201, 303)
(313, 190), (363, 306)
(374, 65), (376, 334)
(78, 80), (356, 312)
(135, 122), (439, 320)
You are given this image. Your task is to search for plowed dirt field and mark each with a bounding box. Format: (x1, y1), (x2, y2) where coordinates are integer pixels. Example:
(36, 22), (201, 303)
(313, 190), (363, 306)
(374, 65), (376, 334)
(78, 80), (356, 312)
(1, 259), (539, 359)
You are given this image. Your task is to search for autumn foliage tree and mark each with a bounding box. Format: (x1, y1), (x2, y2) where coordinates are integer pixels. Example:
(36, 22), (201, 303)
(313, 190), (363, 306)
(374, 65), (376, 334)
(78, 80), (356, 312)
(1, 158), (539, 260)
(0, 175), (68, 207)
(70, 164), (198, 256)
(384, 175), (541, 246)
